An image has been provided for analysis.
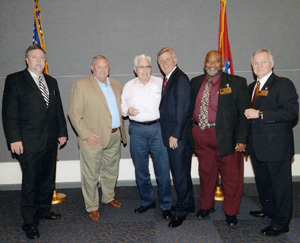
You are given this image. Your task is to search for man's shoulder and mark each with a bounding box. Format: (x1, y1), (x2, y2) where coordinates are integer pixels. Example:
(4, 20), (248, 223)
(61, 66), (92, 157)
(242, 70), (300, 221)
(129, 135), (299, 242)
(109, 77), (122, 88)
(222, 72), (246, 82)
(6, 69), (27, 79)
(191, 74), (205, 82)
(74, 76), (94, 85)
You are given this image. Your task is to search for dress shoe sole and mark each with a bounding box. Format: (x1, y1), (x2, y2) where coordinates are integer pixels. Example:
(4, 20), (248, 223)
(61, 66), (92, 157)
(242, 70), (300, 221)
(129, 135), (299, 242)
(262, 227), (289, 236)
(197, 208), (215, 219)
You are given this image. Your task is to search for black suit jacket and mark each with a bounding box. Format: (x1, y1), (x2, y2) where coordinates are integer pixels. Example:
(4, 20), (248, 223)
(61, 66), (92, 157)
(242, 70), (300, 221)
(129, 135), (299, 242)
(191, 72), (250, 157)
(159, 67), (192, 146)
(2, 69), (68, 152)
(248, 73), (298, 162)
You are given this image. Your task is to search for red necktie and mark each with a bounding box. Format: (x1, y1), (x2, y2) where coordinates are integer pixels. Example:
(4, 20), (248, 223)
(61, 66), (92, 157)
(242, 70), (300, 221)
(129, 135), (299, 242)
(163, 77), (168, 91)
(252, 80), (260, 108)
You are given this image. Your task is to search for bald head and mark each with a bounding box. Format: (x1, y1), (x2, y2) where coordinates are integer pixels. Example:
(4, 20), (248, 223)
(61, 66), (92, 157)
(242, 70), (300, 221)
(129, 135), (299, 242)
(204, 50), (223, 77)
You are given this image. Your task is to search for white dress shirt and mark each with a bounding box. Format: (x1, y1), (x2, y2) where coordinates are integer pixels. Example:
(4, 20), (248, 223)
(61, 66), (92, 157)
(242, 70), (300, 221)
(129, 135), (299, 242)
(121, 76), (163, 122)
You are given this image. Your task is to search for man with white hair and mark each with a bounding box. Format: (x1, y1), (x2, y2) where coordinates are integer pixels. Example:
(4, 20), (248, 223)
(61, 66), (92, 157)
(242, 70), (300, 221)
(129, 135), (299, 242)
(245, 49), (299, 236)
(121, 54), (172, 220)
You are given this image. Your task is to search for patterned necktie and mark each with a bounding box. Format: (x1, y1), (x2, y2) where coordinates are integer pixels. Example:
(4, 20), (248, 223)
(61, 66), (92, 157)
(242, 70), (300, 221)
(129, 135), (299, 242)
(163, 77), (168, 91)
(198, 79), (212, 130)
(252, 80), (260, 108)
(38, 76), (49, 107)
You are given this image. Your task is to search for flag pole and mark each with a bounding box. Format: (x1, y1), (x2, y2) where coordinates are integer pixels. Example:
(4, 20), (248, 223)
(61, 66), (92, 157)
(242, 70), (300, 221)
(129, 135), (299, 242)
(33, 0), (66, 205)
(215, 0), (233, 201)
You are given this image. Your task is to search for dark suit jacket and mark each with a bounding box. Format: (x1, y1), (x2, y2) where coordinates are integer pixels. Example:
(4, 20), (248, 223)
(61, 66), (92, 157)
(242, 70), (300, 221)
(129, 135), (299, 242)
(248, 73), (298, 162)
(2, 69), (68, 152)
(159, 67), (192, 146)
(191, 72), (250, 157)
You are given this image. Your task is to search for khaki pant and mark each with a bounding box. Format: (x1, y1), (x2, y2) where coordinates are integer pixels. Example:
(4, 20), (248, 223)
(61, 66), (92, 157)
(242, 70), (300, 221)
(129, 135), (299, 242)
(80, 131), (121, 212)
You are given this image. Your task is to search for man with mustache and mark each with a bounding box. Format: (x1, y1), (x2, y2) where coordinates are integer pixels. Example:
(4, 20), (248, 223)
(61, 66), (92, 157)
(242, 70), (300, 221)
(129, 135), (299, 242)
(191, 50), (250, 227)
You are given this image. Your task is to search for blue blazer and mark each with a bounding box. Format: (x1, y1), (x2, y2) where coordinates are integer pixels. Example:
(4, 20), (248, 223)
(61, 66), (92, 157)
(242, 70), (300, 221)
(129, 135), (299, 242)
(159, 67), (192, 147)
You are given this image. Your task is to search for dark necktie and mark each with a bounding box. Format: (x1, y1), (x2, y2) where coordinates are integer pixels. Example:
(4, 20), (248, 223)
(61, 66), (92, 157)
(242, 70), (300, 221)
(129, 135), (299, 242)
(38, 76), (49, 107)
(198, 79), (212, 130)
(163, 77), (168, 91)
(252, 80), (260, 108)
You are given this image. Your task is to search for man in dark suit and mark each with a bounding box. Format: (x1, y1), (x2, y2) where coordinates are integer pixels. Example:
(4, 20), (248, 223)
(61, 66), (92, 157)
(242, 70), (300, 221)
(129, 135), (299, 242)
(2, 45), (68, 239)
(191, 50), (250, 227)
(157, 47), (194, 228)
(244, 49), (298, 236)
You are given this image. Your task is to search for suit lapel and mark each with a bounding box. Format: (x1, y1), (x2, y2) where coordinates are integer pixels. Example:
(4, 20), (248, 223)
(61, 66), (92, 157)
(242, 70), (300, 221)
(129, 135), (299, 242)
(90, 76), (110, 112)
(255, 73), (275, 108)
(23, 69), (49, 107)
(23, 69), (41, 94)
(161, 67), (178, 99)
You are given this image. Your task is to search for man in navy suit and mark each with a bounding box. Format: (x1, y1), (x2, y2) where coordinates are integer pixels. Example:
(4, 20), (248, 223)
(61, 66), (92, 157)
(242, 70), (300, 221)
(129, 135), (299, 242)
(157, 47), (194, 228)
(191, 50), (250, 227)
(2, 45), (68, 239)
(245, 49), (298, 236)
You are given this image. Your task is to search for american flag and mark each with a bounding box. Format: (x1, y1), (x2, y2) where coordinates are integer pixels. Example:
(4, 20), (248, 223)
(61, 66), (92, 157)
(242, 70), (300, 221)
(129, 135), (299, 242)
(218, 0), (234, 74)
(33, 0), (48, 74)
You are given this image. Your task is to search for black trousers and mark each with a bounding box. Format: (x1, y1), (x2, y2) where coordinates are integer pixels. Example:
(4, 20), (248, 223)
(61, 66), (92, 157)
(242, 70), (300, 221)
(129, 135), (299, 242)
(17, 148), (57, 228)
(248, 135), (293, 229)
(166, 139), (194, 218)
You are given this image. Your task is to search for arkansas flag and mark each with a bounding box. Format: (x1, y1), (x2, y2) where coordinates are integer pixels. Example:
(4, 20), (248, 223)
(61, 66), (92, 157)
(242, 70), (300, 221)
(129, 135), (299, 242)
(218, 0), (233, 74)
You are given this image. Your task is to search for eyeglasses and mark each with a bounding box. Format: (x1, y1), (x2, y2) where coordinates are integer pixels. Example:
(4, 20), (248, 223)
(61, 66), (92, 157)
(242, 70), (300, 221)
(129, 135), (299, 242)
(137, 66), (152, 71)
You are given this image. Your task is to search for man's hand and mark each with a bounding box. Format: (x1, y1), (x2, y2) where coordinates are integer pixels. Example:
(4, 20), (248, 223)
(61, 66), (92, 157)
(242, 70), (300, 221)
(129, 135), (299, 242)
(10, 141), (23, 155)
(235, 143), (247, 153)
(244, 108), (260, 119)
(169, 136), (178, 149)
(86, 133), (100, 148)
(58, 137), (67, 148)
(128, 107), (140, 116)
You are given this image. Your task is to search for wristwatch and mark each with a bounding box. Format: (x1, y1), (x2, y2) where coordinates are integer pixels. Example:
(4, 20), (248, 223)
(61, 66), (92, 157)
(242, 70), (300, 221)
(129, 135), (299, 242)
(258, 110), (263, 119)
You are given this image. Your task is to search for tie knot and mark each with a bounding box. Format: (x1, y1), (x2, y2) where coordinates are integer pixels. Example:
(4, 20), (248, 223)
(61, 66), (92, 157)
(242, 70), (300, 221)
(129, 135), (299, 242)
(38, 76), (43, 82)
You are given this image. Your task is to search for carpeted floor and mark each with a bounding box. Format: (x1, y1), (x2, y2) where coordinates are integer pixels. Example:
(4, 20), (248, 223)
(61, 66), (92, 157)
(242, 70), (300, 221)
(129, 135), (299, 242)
(1, 182), (300, 243)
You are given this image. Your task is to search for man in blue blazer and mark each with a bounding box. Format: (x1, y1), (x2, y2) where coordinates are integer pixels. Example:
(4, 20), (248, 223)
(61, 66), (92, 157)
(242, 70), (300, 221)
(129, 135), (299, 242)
(245, 49), (299, 236)
(2, 45), (68, 239)
(157, 47), (194, 228)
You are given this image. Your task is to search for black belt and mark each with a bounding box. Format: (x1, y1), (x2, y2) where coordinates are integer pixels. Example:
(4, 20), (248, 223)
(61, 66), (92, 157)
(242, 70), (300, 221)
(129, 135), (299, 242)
(194, 121), (216, 128)
(130, 119), (160, 126)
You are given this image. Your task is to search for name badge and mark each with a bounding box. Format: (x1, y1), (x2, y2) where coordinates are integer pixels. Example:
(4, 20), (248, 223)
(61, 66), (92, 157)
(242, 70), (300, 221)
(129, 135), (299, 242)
(258, 90), (269, 96)
(219, 84), (232, 95)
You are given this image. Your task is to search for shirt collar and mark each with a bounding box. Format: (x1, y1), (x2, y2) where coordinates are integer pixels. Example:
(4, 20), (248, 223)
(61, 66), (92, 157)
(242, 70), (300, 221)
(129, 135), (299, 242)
(166, 66), (177, 79)
(94, 76), (110, 87)
(28, 68), (44, 80)
(257, 71), (272, 89)
(205, 72), (222, 84)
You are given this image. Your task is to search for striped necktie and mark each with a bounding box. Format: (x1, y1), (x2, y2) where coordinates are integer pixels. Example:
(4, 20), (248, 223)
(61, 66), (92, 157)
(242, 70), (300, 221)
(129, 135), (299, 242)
(38, 76), (49, 107)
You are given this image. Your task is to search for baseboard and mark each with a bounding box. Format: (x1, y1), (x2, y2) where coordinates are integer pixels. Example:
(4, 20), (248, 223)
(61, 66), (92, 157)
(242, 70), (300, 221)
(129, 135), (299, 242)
(1, 176), (299, 191)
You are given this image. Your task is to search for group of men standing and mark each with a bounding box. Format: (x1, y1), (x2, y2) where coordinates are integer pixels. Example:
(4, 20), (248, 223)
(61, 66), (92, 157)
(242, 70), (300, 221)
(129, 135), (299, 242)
(2, 45), (298, 239)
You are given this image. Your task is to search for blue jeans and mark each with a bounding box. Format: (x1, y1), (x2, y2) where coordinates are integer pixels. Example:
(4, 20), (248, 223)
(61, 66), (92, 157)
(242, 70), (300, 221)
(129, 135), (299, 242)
(129, 121), (171, 210)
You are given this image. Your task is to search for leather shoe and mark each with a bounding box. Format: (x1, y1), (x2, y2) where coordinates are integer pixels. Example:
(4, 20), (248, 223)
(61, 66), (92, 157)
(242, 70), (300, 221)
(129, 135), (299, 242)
(168, 216), (185, 228)
(134, 202), (156, 214)
(88, 210), (100, 222)
(196, 207), (215, 219)
(25, 226), (40, 239)
(225, 214), (238, 227)
(44, 211), (61, 220)
(102, 199), (122, 209)
(261, 225), (289, 236)
(162, 210), (172, 220)
(249, 210), (269, 218)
